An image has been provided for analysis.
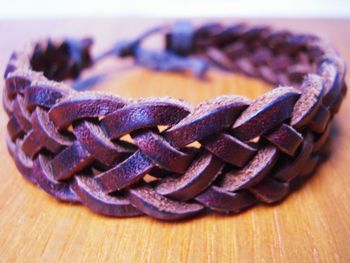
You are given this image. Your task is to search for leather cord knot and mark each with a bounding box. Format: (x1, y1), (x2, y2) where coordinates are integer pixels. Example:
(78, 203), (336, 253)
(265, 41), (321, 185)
(166, 21), (195, 56)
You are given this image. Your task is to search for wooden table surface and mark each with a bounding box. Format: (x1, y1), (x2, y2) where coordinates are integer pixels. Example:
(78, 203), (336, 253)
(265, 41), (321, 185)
(1, 18), (350, 263)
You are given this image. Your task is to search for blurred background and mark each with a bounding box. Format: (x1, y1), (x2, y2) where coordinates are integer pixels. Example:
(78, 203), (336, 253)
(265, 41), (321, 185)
(1, 0), (350, 18)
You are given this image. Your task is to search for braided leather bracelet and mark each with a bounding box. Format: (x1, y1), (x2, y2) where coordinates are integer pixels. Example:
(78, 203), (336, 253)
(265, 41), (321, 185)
(3, 21), (347, 221)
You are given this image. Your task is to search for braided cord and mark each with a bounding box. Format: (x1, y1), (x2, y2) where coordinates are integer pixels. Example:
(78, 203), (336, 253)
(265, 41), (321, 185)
(3, 21), (347, 221)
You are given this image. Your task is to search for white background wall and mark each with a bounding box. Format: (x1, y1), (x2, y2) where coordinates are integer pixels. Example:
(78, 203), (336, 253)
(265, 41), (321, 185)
(1, 0), (350, 19)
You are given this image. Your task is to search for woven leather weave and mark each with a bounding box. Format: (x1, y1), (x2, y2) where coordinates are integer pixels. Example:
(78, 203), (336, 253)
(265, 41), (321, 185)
(3, 22), (347, 221)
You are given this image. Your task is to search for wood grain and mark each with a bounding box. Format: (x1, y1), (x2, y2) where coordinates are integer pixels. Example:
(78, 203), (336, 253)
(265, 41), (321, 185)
(1, 18), (350, 263)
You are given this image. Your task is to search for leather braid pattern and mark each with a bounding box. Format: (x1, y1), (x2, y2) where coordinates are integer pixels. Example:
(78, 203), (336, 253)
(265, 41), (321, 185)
(3, 22), (347, 221)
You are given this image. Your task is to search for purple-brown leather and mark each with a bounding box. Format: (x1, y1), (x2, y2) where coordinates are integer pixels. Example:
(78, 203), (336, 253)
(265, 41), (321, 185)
(3, 22), (347, 221)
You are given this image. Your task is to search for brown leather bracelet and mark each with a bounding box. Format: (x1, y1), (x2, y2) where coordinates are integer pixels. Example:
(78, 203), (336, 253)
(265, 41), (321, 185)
(3, 21), (347, 221)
